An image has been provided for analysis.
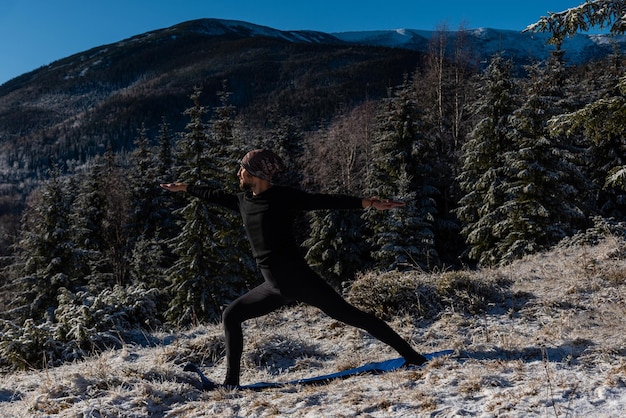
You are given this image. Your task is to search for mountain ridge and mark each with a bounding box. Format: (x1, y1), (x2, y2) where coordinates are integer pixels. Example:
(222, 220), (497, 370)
(2, 17), (623, 90)
(332, 26), (626, 66)
(0, 18), (423, 181)
(0, 17), (621, 183)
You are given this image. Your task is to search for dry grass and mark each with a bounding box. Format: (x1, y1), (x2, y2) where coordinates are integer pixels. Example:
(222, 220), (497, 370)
(2, 236), (626, 417)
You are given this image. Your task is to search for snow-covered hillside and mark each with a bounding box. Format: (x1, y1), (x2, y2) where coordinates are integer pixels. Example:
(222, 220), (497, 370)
(2, 236), (626, 417)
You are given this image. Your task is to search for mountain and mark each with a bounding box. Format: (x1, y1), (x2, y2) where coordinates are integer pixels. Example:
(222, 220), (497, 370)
(0, 19), (422, 178)
(0, 18), (622, 194)
(333, 27), (626, 67)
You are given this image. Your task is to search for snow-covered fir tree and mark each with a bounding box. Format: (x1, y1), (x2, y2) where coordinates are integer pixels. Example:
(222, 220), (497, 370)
(370, 166), (437, 270)
(126, 124), (169, 300)
(366, 75), (439, 270)
(498, 52), (590, 264)
(100, 144), (132, 285)
(166, 87), (251, 324)
(264, 112), (306, 188)
(547, 61), (626, 219)
(304, 209), (366, 287)
(456, 54), (519, 266)
(127, 124), (160, 239)
(70, 155), (115, 288)
(13, 167), (77, 322)
(526, 0), (626, 46)
(207, 82), (257, 294)
(152, 117), (180, 270)
(525, 0), (626, 239)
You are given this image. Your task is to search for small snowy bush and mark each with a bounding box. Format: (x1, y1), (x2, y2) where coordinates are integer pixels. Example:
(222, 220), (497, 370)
(347, 270), (509, 320)
(0, 284), (160, 370)
(436, 271), (506, 314)
(347, 271), (439, 320)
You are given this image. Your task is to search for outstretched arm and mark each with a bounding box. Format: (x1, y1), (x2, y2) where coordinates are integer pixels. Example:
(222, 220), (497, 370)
(160, 182), (188, 192)
(361, 198), (406, 210)
(160, 182), (239, 211)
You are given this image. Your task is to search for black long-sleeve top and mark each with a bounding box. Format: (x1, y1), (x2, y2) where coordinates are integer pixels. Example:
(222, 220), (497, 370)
(187, 185), (363, 268)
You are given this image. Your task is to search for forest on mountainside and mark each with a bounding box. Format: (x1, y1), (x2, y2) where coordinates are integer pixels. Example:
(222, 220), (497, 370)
(0, 27), (424, 265)
(0, 1), (625, 371)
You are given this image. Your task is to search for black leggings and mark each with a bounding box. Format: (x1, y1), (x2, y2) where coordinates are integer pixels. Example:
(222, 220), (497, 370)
(221, 260), (422, 386)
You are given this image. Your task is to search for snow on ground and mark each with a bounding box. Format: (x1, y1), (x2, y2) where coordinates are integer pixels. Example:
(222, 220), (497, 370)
(2, 237), (626, 417)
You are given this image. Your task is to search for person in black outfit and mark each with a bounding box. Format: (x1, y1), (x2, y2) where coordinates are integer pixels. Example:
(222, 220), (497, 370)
(161, 149), (426, 388)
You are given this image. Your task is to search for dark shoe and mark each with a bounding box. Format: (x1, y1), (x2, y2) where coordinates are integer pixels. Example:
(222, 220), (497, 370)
(404, 353), (428, 367)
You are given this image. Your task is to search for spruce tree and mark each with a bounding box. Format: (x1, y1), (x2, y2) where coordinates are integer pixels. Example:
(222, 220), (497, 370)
(101, 144), (131, 285)
(14, 167), (76, 321)
(263, 112), (306, 187)
(70, 156), (113, 288)
(126, 124), (170, 294)
(457, 54), (519, 266)
(71, 147), (132, 289)
(304, 209), (366, 287)
(152, 117), (180, 262)
(210, 80), (249, 191)
(208, 81), (257, 291)
(156, 117), (174, 183)
(370, 166), (437, 270)
(498, 53), (589, 263)
(277, 118), (305, 182)
(128, 124), (159, 239)
(548, 64), (626, 218)
(366, 75), (439, 270)
(527, 0), (626, 218)
(526, 0), (626, 46)
(166, 87), (249, 324)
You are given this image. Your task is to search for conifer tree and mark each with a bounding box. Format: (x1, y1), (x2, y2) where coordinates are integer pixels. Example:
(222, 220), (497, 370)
(166, 87), (249, 324)
(264, 112), (306, 187)
(528, 0), (626, 218)
(370, 166), (437, 270)
(128, 124), (159, 239)
(208, 81), (257, 289)
(548, 71), (626, 218)
(139, 117), (180, 309)
(125, 124), (170, 295)
(156, 117), (174, 183)
(14, 167), (76, 321)
(71, 146), (131, 288)
(152, 117), (180, 258)
(419, 25), (477, 266)
(526, 0), (626, 46)
(210, 86), (244, 180)
(304, 206), (366, 287)
(72, 158), (107, 252)
(101, 144), (131, 285)
(70, 156), (113, 287)
(457, 54), (519, 266)
(498, 53), (589, 263)
(366, 75), (439, 270)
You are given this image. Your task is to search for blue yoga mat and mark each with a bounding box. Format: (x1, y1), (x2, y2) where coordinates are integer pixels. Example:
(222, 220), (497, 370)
(184, 349), (455, 391)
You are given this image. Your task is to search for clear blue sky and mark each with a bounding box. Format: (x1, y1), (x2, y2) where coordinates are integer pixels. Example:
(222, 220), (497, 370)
(1, 0), (584, 85)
